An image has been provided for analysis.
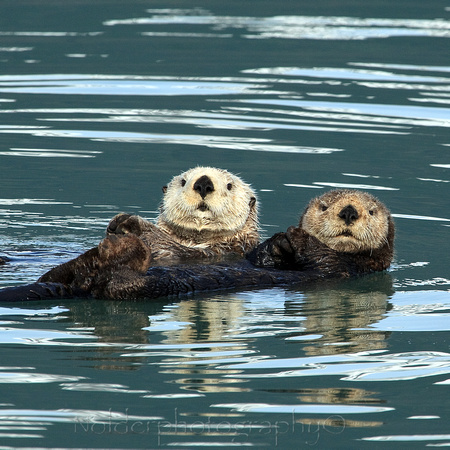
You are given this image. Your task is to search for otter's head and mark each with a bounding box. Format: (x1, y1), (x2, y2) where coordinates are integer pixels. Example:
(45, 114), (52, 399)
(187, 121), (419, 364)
(159, 167), (258, 236)
(300, 189), (393, 253)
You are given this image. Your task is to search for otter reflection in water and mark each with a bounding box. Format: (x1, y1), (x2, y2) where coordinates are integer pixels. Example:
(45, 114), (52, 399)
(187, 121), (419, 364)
(284, 272), (394, 356)
(0, 189), (394, 301)
(55, 273), (391, 380)
(141, 272), (393, 353)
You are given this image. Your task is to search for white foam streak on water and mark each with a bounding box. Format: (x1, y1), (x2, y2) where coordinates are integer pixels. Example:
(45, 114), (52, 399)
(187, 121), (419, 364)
(229, 105), (449, 129)
(410, 97), (450, 105)
(221, 351), (450, 382)
(0, 199), (72, 206)
(392, 214), (450, 222)
(368, 290), (450, 332)
(0, 127), (344, 154)
(284, 184), (324, 189)
(39, 111), (412, 134)
(370, 314), (450, 332)
(0, 372), (84, 384)
(212, 403), (394, 414)
(0, 327), (94, 345)
(362, 434), (450, 442)
(0, 148), (101, 158)
(350, 62), (450, 72)
(417, 178), (450, 183)
(0, 408), (162, 422)
(0, 32), (103, 37)
(0, 306), (67, 316)
(313, 182), (399, 190)
(104, 12), (450, 40)
(0, 78), (267, 96)
(247, 99), (450, 124)
(244, 66), (450, 83)
(60, 383), (149, 394)
(0, 47), (33, 52)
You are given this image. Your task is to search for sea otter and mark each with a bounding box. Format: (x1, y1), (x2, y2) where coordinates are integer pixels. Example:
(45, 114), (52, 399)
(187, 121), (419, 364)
(0, 189), (394, 302)
(106, 166), (259, 262)
(247, 189), (394, 275)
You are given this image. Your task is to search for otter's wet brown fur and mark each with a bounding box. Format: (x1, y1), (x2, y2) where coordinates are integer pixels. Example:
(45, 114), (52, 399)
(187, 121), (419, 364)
(0, 189), (394, 301)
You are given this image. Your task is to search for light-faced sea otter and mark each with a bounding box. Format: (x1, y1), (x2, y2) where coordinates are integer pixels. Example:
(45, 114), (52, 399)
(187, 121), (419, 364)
(107, 166), (259, 262)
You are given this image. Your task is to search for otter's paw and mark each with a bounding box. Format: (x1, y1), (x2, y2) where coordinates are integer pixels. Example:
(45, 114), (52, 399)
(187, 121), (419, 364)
(107, 213), (132, 235)
(247, 232), (294, 268)
(106, 214), (151, 236)
(269, 233), (295, 257)
(285, 226), (306, 253)
(98, 235), (152, 273)
(265, 232), (296, 268)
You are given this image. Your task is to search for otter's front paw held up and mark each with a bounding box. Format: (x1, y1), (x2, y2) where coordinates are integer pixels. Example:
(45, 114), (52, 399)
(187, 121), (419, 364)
(107, 213), (132, 235)
(106, 214), (150, 236)
(247, 232), (294, 268)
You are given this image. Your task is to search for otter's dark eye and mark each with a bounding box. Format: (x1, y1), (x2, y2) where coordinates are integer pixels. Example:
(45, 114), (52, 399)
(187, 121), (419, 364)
(369, 210), (374, 216)
(181, 179), (186, 187)
(227, 183), (232, 191)
(321, 204), (328, 212)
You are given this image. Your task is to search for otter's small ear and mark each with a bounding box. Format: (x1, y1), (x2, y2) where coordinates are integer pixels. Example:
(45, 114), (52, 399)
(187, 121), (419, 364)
(162, 185), (167, 193)
(249, 197), (256, 208)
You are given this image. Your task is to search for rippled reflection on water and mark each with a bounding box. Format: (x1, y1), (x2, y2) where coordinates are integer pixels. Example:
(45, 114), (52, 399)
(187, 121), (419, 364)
(0, 282), (449, 446)
(104, 10), (450, 40)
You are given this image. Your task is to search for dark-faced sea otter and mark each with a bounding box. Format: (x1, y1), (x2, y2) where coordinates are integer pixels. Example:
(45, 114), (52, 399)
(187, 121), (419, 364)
(248, 189), (394, 275)
(0, 189), (394, 302)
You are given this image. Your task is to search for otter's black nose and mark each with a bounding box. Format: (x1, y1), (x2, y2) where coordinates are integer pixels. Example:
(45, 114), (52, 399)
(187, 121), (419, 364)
(193, 175), (215, 199)
(339, 205), (359, 226)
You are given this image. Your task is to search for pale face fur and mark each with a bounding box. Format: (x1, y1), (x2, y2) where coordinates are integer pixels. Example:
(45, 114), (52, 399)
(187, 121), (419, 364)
(157, 167), (258, 249)
(301, 189), (391, 253)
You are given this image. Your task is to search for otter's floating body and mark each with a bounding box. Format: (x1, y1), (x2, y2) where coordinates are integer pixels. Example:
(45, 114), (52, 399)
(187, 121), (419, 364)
(0, 262), (322, 302)
(0, 189), (394, 302)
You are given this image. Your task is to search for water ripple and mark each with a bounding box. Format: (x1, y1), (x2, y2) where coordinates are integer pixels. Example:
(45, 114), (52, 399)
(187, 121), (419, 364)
(0, 126), (342, 154)
(0, 408), (162, 424)
(286, 182), (399, 191)
(0, 148), (101, 158)
(246, 99), (450, 124)
(212, 403), (394, 414)
(362, 433), (450, 442)
(0, 306), (67, 317)
(245, 66), (450, 83)
(392, 214), (450, 222)
(369, 290), (450, 332)
(0, 371), (83, 384)
(0, 75), (267, 96)
(104, 11), (450, 41)
(222, 351), (450, 382)
(60, 383), (148, 394)
(0, 327), (95, 345)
